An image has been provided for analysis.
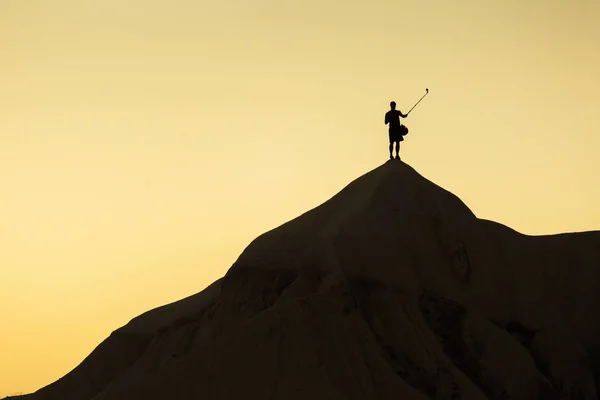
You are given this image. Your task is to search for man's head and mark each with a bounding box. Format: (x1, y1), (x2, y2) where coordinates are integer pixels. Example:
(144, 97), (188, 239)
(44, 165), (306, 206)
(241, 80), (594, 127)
(390, 101), (396, 110)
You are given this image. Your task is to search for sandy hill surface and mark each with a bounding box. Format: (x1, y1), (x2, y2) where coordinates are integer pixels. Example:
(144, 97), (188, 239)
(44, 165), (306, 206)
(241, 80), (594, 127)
(7, 161), (600, 400)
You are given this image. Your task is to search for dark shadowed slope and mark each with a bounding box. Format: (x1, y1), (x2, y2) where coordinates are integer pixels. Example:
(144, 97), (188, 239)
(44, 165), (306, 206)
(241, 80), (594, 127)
(8, 161), (600, 400)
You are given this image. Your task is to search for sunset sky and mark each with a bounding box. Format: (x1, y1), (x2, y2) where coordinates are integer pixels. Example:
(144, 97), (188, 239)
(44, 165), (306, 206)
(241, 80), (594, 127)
(1, 0), (599, 396)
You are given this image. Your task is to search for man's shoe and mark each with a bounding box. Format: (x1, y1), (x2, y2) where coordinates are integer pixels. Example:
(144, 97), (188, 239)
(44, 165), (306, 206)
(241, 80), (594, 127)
(395, 155), (400, 160)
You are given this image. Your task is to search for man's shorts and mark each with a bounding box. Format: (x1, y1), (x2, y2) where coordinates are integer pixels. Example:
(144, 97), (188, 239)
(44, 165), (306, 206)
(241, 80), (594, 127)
(389, 128), (404, 143)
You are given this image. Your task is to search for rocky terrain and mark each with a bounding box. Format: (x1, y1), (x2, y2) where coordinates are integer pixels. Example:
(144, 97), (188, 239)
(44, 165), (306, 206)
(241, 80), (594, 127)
(8, 161), (600, 400)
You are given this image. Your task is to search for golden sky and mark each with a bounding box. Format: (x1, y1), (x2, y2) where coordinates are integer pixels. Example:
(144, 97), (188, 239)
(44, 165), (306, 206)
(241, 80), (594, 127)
(1, 0), (599, 396)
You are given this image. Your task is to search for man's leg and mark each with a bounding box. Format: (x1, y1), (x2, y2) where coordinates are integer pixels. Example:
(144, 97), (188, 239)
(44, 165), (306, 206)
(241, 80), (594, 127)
(395, 141), (400, 159)
(389, 142), (393, 159)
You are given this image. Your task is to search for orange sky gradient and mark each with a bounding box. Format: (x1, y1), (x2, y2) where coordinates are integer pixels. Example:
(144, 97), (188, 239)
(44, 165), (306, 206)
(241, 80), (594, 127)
(1, 0), (599, 396)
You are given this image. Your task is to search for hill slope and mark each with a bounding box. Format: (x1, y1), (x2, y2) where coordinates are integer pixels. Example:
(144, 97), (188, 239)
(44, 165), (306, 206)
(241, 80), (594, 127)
(8, 161), (600, 400)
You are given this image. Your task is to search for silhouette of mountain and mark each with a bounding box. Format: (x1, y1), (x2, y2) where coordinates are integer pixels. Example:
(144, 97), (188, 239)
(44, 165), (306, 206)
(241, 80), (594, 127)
(7, 161), (600, 400)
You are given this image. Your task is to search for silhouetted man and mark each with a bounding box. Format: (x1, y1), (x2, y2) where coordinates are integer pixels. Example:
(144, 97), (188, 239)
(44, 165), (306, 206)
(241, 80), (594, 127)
(385, 101), (408, 160)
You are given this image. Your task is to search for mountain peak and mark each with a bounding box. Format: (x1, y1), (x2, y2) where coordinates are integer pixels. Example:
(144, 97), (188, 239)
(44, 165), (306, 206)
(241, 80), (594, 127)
(230, 160), (479, 299)
(10, 163), (600, 400)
